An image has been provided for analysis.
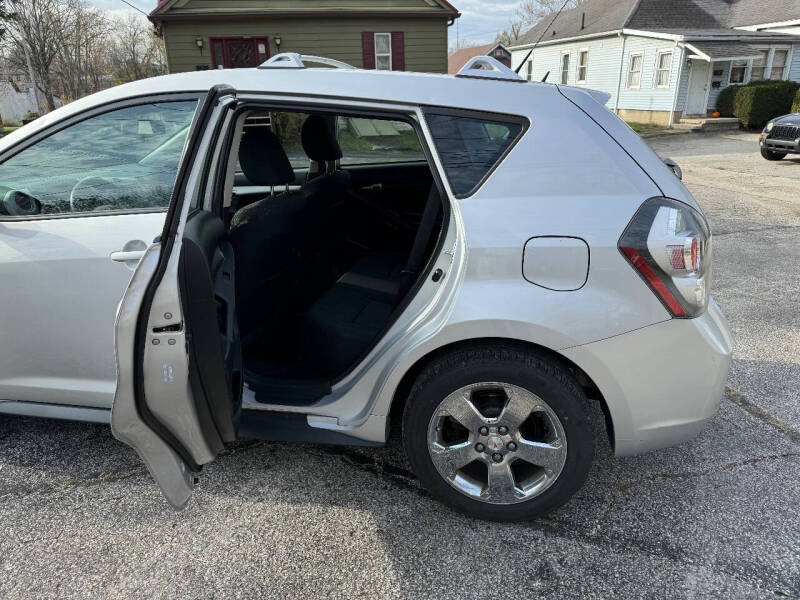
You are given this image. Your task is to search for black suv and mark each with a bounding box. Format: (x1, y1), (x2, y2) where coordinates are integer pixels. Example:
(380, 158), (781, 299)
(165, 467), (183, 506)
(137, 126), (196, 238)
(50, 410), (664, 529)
(760, 112), (800, 160)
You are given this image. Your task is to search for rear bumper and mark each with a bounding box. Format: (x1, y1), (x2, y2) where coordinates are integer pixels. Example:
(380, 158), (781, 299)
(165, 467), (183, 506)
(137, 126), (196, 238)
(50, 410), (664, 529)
(561, 298), (732, 456)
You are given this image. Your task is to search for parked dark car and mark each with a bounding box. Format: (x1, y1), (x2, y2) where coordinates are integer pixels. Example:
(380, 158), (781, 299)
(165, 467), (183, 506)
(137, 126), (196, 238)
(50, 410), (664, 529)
(760, 113), (800, 160)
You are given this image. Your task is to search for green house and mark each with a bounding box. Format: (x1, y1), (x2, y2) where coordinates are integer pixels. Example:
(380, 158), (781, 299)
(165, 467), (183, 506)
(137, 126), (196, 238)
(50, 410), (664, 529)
(149, 0), (460, 74)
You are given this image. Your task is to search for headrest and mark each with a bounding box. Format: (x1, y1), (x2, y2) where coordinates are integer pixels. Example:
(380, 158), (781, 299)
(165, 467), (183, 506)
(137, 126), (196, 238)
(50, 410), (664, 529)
(301, 115), (343, 162)
(238, 128), (295, 187)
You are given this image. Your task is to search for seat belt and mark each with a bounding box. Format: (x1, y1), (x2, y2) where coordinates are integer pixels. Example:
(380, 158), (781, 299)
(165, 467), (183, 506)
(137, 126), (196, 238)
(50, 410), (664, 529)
(398, 185), (442, 300)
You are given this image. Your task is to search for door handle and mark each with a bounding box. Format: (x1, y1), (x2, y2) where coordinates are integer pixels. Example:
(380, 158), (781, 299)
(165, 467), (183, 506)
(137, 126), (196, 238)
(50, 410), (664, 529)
(111, 239), (148, 263)
(110, 250), (146, 262)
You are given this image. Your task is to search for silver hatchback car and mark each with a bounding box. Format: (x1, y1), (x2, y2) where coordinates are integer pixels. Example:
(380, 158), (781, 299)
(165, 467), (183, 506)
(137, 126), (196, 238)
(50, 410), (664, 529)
(0, 55), (732, 520)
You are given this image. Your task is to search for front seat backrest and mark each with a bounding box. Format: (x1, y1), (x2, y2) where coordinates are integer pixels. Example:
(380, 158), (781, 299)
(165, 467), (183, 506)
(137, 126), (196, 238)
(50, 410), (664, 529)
(237, 126), (296, 190)
(230, 127), (306, 344)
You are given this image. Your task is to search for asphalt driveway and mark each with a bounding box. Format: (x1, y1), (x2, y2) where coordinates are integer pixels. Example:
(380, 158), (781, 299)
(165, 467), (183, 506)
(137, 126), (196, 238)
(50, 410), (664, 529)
(1, 131), (798, 599)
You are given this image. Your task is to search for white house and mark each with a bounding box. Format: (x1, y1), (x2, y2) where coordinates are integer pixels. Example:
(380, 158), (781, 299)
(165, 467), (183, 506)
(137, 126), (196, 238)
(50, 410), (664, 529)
(509, 0), (800, 126)
(0, 81), (41, 124)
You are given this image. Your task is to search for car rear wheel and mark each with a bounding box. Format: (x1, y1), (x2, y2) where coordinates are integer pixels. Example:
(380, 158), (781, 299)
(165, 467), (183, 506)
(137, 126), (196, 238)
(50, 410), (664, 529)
(403, 345), (594, 521)
(761, 148), (786, 161)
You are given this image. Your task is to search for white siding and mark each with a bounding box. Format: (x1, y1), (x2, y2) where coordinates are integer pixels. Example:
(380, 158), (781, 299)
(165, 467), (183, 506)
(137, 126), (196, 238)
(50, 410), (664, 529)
(617, 37), (681, 112)
(0, 82), (44, 123)
(707, 60), (732, 110)
(790, 43), (800, 81)
(511, 35), (684, 113)
(675, 48), (691, 111)
(511, 36), (624, 108)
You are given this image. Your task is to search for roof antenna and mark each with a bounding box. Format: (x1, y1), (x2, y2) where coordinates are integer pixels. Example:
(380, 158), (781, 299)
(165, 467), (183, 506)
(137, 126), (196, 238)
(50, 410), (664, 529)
(514, 0), (574, 75)
(541, 70), (550, 82)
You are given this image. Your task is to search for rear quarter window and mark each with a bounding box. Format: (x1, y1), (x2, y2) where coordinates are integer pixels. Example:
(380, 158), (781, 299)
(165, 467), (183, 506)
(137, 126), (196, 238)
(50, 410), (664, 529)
(424, 109), (527, 198)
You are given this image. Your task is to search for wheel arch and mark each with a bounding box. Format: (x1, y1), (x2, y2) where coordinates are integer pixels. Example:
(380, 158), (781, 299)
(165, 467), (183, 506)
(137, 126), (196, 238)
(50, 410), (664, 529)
(387, 337), (616, 451)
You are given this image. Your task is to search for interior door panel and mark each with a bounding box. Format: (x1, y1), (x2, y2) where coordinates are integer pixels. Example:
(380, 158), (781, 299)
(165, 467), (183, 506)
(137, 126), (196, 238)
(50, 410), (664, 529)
(181, 210), (242, 437)
(345, 161), (433, 205)
(338, 161), (434, 253)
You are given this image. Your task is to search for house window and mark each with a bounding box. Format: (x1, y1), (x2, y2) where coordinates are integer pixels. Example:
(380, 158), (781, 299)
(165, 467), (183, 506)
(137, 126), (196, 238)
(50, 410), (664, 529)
(375, 33), (392, 70)
(526, 60), (533, 81)
(770, 49), (789, 80)
(654, 50), (672, 88)
(560, 52), (570, 85)
(729, 60), (747, 84)
(627, 52), (643, 88)
(749, 49), (770, 81)
(577, 50), (589, 83)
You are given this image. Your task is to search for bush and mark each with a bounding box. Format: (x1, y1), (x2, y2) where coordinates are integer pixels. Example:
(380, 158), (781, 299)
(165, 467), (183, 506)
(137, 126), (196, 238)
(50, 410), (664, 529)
(716, 80), (800, 128)
(792, 88), (800, 113)
(716, 85), (738, 117)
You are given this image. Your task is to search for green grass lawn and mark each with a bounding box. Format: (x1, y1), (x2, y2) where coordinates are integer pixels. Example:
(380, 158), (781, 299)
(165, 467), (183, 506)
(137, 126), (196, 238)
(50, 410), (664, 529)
(626, 121), (667, 133)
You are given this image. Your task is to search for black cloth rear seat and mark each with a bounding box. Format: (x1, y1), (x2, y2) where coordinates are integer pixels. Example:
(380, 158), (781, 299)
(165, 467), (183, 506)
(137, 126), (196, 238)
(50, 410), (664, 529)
(302, 186), (442, 375)
(294, 115), (351, 298)
(231, 117), (356, 346)
(337, 252), (405, 299)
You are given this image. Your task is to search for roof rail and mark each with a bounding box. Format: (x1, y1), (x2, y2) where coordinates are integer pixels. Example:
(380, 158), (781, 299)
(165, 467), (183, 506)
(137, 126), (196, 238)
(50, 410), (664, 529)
(259, 53), (356, 70)
(456, 56), (523, 82)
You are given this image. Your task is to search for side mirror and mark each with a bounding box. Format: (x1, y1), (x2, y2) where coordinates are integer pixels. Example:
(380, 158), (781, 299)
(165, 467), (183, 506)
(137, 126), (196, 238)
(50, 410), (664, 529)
(662, 157), (682, 180)
(3, 189), (42, 216)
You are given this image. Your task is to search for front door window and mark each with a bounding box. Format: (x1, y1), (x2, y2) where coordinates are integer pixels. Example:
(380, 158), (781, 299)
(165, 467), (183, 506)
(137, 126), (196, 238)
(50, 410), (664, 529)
(210, 37), (269, 69)
(0, 100), (198, 217)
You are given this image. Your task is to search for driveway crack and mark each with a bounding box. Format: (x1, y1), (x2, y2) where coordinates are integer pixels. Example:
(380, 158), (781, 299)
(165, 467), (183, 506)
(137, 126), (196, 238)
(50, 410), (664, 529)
(614, 451), (800, 494)
(726, 387), (800, 445)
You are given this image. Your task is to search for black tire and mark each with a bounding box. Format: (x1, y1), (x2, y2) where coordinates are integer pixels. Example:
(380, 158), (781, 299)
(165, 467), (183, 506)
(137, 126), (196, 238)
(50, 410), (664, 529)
(402, 344), (594, 521)
(761, 148), (786, 161)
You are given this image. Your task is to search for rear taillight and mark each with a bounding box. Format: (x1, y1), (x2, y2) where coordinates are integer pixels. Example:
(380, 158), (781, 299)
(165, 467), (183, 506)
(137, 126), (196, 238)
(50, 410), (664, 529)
(619, 197), (711, 318)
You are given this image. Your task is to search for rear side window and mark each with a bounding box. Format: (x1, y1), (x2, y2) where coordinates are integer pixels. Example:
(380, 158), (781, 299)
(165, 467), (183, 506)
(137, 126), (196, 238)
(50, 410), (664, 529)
(425, 110), (526, 198)
(336, 116), (424, 165)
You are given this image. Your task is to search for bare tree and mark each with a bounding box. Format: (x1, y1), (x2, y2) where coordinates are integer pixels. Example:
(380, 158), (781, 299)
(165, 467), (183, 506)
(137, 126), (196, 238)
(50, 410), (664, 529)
(108, 14), (166, 84)
(0, 1), (13, 42)
(55, 0), (109, 101)
(4, 0), (69, 111)
(516, 0), (586, 27)
(495, 22), (524, 46)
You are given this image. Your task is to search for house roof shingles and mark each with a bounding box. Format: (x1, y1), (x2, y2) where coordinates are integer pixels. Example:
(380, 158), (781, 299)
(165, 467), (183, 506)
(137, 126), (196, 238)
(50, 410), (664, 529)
(448, 44), (496, 73)
(512, 0), (800, 48)
(514, 0), (638, 47)
(729, 0), (800, 27)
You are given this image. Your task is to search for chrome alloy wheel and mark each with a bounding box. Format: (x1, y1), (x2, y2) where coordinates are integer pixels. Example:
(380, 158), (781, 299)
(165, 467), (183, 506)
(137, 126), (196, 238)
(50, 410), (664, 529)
(426, 382), (567, 504)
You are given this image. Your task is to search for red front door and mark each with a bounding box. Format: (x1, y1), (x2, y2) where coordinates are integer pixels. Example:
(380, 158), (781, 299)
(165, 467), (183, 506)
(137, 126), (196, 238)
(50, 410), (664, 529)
(211, 37), (270, 69)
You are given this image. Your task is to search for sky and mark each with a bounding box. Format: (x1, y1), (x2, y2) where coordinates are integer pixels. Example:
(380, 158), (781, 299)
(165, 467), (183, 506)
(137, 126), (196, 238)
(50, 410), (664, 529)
(91, 0), (525, 48)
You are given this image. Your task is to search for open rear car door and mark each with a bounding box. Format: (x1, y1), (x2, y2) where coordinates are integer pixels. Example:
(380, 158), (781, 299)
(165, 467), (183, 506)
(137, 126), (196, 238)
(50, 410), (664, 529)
(112, 85), (241, 508)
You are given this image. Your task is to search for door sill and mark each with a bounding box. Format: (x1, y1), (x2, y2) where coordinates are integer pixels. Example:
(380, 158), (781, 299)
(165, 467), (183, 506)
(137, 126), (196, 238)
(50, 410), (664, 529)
(237, 409), (382, 446)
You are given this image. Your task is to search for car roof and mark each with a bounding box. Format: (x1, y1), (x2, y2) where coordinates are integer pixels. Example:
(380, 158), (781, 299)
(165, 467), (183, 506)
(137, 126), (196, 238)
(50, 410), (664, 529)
(1, 68), (566, 150)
